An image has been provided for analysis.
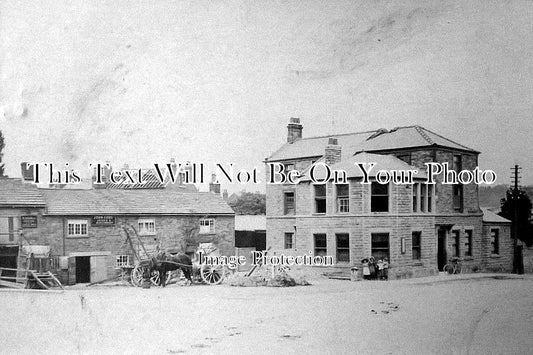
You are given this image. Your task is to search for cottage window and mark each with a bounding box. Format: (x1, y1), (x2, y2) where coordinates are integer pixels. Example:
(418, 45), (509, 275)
(138, 219), (155, 235)
(284, 163), (295, 172)
(371, 182), (389, 212)
(115, 255), (131, 268)
(490, 229), (499, 255)
(371, 233), (389, 260)
(314, 234), (327, 257)
(451, 230), (460, 257)
(284, 232), (293, 249)
(464, 230), (473, 257)
(284, 192), (295, 215)
(314, 185), (326, 214)
(67, 219), (88, 237)
(336, 184), (349, 213)
(412, 232), (421, 260)
(199, 218), (215, 234)
(336, 233), (350, 262)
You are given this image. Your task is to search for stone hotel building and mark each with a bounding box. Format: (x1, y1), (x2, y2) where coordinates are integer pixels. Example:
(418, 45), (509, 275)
(265, 118), (512, 279)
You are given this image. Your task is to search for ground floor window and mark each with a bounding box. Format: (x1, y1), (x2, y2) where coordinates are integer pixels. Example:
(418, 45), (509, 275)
(115, 255), (131, 268)
(67, 219), (88, 237)
(371, 233), (389, 260)
(464, 230), (473, 257)
(451, 230), (460, 257)
(314, 234), (327, 257)
(336, 234), (350, 262)
(490, 229), (499, 255)
(284, 233), (293, 249)
(412, 232), (421, 260)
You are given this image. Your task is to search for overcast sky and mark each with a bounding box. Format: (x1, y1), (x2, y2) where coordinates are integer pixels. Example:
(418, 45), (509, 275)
(1, 0), (532, 192)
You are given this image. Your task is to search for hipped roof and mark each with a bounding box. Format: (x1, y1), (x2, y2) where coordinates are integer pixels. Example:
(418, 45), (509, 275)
(268, 125), (478, 162)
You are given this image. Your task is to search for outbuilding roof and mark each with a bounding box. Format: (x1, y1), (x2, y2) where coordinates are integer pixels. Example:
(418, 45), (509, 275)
(267, 125), (478, 162)
(40, 189), (234, 216)
(235, 215), (266, 231)
(481, 207), (511, 223)
(0, 178), (46, 207)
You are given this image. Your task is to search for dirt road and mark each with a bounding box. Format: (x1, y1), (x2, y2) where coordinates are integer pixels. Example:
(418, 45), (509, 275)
(1, 274), (532, 354)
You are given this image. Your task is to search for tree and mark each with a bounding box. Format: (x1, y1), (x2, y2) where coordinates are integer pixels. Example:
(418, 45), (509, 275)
(499, 188), (532, 246)
(0, 130), (5, 177)
(228, 192), (266, 215)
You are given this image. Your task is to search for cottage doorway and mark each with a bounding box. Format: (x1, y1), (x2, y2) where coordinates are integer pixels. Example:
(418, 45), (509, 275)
(437, 228), (447, 271)
(75, 256), (90, 283)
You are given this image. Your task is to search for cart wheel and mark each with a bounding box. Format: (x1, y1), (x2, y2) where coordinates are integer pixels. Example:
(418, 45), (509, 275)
(200, 263), (224, 285)
(131, 264), (146, 287)
(150, 270), (161, 286)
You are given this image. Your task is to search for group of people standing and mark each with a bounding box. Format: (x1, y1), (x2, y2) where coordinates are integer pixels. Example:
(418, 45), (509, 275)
(361, 256), (389, 280)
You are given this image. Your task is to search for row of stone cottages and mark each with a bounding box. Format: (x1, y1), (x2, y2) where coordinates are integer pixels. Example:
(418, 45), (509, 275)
(0, 177), (235, 285)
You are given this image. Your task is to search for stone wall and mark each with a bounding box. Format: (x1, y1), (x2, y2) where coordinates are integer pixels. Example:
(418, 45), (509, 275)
(2, 212), (234, 284)
(481, 222), (513, 272)
(267, 214), (436, 279)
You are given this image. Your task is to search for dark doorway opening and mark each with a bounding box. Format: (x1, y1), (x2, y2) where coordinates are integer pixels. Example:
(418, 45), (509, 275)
(75, 256), (90, 283)
(438, 229), (447, 271)
(0, 246), (19, 278)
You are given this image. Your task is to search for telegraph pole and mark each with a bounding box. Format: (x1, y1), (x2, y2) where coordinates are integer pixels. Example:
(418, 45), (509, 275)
(510, 165), (522, 274)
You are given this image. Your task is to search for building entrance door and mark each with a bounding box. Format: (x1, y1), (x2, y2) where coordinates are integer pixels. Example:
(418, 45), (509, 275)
(75, 256), (90, 283)
(437, 228), (447, 271)
(90, 256), (108, 283)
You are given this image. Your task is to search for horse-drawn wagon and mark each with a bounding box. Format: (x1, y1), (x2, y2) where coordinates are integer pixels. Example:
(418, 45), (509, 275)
(130, 242), (227, 287)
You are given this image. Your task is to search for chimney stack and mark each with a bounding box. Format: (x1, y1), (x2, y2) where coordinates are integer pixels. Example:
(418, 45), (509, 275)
(92, 162), (112, 189)
(325, 137), (341, 165)
(209, 173), (221, 194)
(287, 117), (303, 143)
(20, 162), (34, 182)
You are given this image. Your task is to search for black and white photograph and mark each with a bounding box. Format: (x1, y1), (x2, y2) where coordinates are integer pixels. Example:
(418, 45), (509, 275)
(1, 1), (533, 354)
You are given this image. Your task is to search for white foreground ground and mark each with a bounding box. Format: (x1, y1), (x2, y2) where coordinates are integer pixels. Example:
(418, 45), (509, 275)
(1, 274), (532, 355)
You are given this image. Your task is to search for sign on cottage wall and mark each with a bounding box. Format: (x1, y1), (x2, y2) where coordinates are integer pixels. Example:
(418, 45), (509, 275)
(91, 216), (116, 226)
(21, 215), (37, 228)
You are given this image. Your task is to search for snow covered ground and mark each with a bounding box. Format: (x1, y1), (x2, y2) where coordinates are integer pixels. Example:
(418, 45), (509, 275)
(1, 273), (532, 354)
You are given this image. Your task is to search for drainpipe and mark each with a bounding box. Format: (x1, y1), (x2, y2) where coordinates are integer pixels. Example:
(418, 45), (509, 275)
(62, 217), (66, 256)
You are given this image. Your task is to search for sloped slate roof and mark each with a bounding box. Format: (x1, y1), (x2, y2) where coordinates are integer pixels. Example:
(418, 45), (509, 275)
(301, 152), (427, 181)
(268, 131), (372, 161)
(105, 169), (165, 189)
(357, 126), (478, 153)
(267, 125), (478, 161)
(0, 178), (46, 207)
(40, 189), (234, 215)
(481, 207), (511, 223)
(105, 168), (198, 192)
